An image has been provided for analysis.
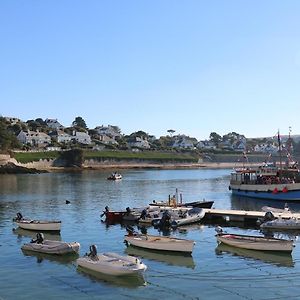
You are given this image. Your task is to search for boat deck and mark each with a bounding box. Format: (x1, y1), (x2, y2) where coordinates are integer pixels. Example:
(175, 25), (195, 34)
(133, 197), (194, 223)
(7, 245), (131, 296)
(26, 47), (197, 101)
(202, 208), (300, 225)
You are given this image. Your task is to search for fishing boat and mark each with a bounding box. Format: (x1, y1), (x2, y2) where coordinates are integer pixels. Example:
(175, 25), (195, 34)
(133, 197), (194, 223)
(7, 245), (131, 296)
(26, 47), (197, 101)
(260, 217), (300, 230)
(216, 231), (294, 252)
(170, 207), (205, 227)
(150, 189), (214, 209)
(21, 233), (80, 255)
(13, 212), (61, 231)
(124, 231), (195, 253)
(229, 131), (300, 201)
(77, 245), (147, 276)
(107, 172), (122, 180)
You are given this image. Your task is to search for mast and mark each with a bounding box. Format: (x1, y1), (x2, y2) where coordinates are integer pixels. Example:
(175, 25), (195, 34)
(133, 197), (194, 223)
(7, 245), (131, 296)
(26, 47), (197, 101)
(278, 130), (282, 177)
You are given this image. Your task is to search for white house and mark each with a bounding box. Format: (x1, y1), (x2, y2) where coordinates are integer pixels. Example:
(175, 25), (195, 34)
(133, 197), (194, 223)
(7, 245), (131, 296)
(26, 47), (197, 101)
(128, 137), (150, 149)
(98, 134), (119, 145)
(45, 118), (64, 130)
(56, 130), (72, 144)
(72, 131), (91, 144)
(4, 117), (22, 125)
(17, 130), (51, 147)
(254, 143), (278, 153)
(94, 125), (122, 140)
(172, 135), (196, 149)
(196, 140), (216, 150)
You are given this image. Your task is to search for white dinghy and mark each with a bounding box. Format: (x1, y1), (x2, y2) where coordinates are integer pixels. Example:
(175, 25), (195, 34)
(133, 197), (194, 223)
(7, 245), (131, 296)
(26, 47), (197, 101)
(171, 207), (205, 227)
(77, 245), (147, 276)
(124, 227), (195, 253)
(13, 212), (61, 231)
(215, 227), (294, 252)
(21, 233), (80, 255)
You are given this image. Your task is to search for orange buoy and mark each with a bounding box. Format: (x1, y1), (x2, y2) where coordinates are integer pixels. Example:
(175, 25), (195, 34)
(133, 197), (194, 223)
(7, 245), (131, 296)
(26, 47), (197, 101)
(272, 188), (278, 194)
(282, 186), (288, 193)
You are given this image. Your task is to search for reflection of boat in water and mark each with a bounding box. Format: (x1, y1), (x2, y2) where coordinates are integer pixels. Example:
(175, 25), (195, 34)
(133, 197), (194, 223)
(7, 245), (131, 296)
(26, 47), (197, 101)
(13, 227), (62, 241)
(125, 245), (195, 269)
(77, 266), (146, 288)
(215, 243), (294, 267)
(22, 249), (79, 265)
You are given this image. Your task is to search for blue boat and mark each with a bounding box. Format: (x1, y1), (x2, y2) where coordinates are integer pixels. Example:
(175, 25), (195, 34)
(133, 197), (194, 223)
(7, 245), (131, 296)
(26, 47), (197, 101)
(229, 165), (300, 201)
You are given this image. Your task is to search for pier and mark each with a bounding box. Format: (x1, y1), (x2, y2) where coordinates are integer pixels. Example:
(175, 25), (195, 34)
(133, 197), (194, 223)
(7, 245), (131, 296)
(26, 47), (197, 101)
(202, 208), (300, 226)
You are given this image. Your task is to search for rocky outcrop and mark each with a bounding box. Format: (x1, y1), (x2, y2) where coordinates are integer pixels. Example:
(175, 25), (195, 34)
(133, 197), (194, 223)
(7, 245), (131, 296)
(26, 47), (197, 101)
(0, 162), (48, 174)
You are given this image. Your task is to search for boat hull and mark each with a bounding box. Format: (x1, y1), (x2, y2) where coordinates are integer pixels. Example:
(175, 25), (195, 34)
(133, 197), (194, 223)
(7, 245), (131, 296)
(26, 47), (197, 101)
(171, 208), (205, 227)
(77, 253), (147, 276)
(216, 233), (293, 252)
(260, 219), (300, 230)
(124, 234), (195, 253)
(230, 183), (300, 201)
(21, 240), (80, 255)
(16, 220), (61, 231)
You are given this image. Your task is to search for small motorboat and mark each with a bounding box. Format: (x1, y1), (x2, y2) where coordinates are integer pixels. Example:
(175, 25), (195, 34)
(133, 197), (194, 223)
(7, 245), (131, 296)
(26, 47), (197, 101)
(107, 172), (122, 180)
(13, 212), (61, 231)
(150, 199), (214, 209)
(171, 207), (205, 227)
(215, 227), (294, 252)
(124, 228), (195, 253)
(261, 203), (291, 214)
(77, 245), (147, 276)
(21, 233), (80, 255)
(260, 217), (300, 230)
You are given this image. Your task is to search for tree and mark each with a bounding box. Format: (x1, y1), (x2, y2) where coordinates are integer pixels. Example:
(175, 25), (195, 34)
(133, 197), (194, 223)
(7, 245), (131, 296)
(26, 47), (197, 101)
(72, 116), (87, 129)
(167, 129), (175, 137)
(209, 132), (222, 146)
(0, 118), (21, 151)
(59, 148), (84, 167)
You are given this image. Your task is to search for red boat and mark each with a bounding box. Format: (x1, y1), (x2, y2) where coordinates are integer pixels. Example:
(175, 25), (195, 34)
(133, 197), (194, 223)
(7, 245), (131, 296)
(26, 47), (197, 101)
(101, 206), (125, 223)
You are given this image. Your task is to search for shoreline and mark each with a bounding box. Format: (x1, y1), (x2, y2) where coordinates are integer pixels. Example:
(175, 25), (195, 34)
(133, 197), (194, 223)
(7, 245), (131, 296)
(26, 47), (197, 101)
(50, 162), (260, 171)
(0, 160), (262, 173)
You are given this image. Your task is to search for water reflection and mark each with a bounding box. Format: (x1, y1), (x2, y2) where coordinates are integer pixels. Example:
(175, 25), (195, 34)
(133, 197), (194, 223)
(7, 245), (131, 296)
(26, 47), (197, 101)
(215, 243), (294, 268)
(22, 249), (78, 265)
(13, 227), (62, 241)
(125, 245), (196, 269)
(231, 195), (300, 212)
(77, 266), (146, 288)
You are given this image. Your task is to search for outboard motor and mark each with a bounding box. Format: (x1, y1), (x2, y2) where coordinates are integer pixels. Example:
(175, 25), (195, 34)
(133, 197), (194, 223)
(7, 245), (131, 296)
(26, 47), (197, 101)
(139, 209), (147, 220)
(158, 211), (172, 228)
(126, 225), (136, 236)
(89, 245), (98, 258)
(264, 211), (275, 222)
(14, 212), (23, 222)
(31, 232), (44, 244)
(126, 207), (131, 214)
(100, 206), (109, 218)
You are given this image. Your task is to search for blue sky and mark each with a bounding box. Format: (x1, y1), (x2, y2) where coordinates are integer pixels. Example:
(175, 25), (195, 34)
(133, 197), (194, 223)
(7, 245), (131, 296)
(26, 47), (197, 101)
(1, 1), (300, 140)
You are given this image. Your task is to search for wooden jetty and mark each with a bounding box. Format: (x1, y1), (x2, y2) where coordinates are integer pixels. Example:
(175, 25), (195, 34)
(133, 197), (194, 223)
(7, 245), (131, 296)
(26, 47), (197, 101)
(202, 208), (300, 226)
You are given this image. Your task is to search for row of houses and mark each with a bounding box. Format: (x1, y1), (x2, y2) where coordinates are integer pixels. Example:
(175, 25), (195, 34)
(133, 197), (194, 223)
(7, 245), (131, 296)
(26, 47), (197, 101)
(4, 116), (284, 153)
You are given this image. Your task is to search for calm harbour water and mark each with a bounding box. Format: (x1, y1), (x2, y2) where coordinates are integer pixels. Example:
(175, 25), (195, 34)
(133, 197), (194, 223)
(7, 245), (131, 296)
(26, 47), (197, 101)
(1, 168), (300, 300)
